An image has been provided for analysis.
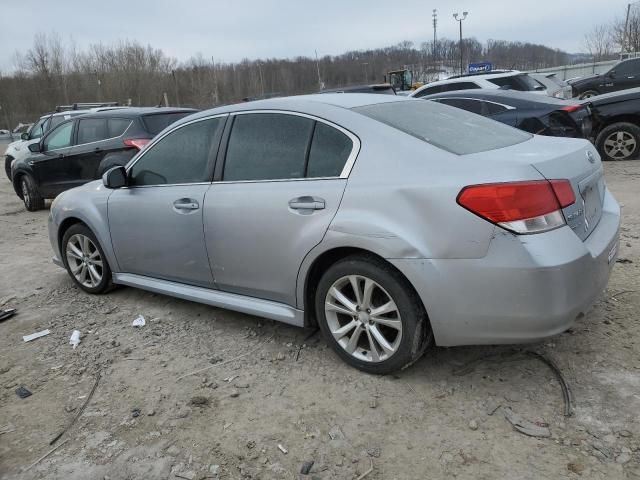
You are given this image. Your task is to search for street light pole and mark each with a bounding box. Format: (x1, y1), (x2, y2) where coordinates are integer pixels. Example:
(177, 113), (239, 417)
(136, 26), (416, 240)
(453, 11), (469, 75)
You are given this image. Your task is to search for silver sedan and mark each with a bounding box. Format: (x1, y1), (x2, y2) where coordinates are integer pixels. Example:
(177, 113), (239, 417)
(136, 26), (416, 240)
(48, 94), (620, 374)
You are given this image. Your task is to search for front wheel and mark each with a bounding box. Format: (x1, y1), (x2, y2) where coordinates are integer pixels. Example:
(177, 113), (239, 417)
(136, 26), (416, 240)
(20, 174), (45, 211)
(578, 90), (599, 99)
(596, 122), (640, 161)
(315, 255), (431, 374)
(62, 224), (113, 294)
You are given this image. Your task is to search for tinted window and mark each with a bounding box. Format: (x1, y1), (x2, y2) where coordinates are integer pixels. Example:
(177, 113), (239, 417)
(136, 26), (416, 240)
(224, 114), (314, 181)
(437, 98), (486, 115)
(439, 82), (480, 92)
(413, 85), (442, 98)
(130, 117), (223, 186)
(354, 100), (530, 155)
(50, 114), (75, 129)
(108, 118), (132, 137)
(77, 118), (108, 144)
(489, 74), (543, 92)
(307, 123), (353, 177)
(29, 117), (49, 140)
(142, 113), (193, 135)
(614, 59), (640, 76)
(44, 122), (74, 150)
(485, 102), (509, 116)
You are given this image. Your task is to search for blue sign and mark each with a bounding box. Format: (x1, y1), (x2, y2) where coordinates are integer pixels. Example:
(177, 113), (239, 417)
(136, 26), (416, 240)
(468, 62), (493, 73)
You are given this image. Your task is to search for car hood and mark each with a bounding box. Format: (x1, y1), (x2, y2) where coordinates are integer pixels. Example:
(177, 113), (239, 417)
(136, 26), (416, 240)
(568, 73), (600, 86)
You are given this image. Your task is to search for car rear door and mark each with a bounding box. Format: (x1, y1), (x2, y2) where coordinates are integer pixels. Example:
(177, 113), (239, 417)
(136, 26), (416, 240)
(203, 111), (358, 307)
(71, 117), (133, 178)
(108, 115), (226, 286)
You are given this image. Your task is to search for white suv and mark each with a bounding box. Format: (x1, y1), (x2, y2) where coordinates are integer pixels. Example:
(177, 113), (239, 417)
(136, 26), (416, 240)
(410, 70), (547, 99)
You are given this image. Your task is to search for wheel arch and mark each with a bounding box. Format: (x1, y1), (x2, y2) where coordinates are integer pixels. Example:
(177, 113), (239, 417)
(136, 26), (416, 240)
(595, 114), (640, 136)
(300, 246), (428, 329)
(12, 170), (28, 198)
(58, 217), (86, 261)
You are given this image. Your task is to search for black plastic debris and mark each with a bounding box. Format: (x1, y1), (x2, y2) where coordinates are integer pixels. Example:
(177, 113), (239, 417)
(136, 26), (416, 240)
(15, 386), (32, 399)
(0, 308), (17, 322)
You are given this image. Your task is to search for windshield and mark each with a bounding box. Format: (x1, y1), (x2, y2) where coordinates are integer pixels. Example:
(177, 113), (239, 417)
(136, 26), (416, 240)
(29, 117), (49, 140)
(354, 100), (531, 155)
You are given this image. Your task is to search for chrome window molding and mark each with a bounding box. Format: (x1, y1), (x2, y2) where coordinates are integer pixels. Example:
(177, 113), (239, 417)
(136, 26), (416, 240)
(433, 97), (517, 110)
(75, 119), (134, 147)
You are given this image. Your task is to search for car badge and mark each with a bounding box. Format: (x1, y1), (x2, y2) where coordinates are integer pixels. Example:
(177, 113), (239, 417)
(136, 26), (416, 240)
(586, 150), (596, 164)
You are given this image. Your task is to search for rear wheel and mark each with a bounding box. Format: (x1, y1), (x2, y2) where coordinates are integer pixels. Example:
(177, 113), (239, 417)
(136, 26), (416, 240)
(62, 224), (113, 294)
(596, 122), (640, 161)
(579, 90), (599, 99)
(20, 174), (45, 211)
(315, 254), (431, 374)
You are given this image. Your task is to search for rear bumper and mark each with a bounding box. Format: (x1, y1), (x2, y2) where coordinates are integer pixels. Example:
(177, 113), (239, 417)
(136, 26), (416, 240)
(391, 188), (620, 346)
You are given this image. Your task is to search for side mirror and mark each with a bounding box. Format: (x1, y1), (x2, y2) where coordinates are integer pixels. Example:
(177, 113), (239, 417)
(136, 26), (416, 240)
(103, 166), (127, 189)
(21, 132), (29, 141)
(28, 142), (41, 153)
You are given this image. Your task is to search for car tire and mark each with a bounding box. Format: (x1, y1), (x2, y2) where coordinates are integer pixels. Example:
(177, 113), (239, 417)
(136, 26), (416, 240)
(4, 156), (12, 180)
(61, 223), (113, 294)
(20, 174), (45, 211)
(315, 254), (432, 374)
(578, 90), (599, 99)
(98, 152), (133, 177)
(596, 122), (640, 161)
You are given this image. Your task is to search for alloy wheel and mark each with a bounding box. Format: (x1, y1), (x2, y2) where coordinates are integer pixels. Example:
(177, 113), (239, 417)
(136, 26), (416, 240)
(324, 275), (402, 363)
(65, 234), (104, 288)
(604, 131), (637, 159)
(21, 180), (30, 208)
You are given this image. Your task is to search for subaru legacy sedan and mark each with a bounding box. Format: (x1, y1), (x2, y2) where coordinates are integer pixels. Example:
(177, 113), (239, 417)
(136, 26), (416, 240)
(48, 94), (620, 374)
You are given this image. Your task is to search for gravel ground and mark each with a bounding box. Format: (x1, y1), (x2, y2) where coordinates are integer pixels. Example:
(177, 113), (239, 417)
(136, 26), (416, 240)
(1, 145), (639, 480)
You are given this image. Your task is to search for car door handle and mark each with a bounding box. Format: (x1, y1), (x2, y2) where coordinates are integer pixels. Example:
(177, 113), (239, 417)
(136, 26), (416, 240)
(288, 196), (325, 210)
(173, 199), (200, 211)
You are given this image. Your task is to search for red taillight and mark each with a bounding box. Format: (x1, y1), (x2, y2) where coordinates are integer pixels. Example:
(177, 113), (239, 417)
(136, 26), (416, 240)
(457, 180), (575, 234)
(124, 138), (151, 150)
(561, 105), (581, 113)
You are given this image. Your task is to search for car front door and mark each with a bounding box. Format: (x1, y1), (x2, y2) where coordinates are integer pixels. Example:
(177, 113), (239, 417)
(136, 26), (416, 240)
(203, 112), (358, 306)
(107, 115), (226, 286)
(607, 59), (640, 93)
(32, 120), (77, 197)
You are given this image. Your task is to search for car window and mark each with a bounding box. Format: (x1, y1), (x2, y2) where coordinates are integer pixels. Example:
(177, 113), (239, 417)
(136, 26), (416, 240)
(108, 118), (131, 137)
(223, 113), (314, 181)
(307, 122), (353, 177)
(77, 118), (108, 144)
(613, 59), (640, 76)
(129, 117), (224, 186)
(142, 112), (194, 135)
(29, 117), (49, 140)
(413, 85), (442, 98)
(489, 74), (543, 92)
(354, 100), (531, 155)
(437, 98), (486, 116)
(484, 102), (510, 116)
(50, 114), (75, 130)
(43, 122), (74, 150)
(439, 82), (480, 92)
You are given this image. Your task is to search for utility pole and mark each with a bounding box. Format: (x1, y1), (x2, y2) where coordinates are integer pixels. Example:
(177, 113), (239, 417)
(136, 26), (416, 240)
(623, 3), (632, 54)
(171, 70), (180, 107)
(315, 50), (323, 91)
(453, 11), (469, 75)
(432, 9), (438, 64)
(257, 62), (264, 96)
(362, 62), (369, 83)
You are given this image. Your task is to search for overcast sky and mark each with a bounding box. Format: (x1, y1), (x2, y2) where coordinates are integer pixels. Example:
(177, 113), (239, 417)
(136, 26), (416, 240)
(0, 0), (628, 72)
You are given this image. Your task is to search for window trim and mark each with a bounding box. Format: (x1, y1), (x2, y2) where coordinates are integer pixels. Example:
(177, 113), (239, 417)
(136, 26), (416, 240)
(216, 109), (361, 184)
(432, 97), (516, 112)
(124, 113), (228, 189)
(74, 117), (133, 147)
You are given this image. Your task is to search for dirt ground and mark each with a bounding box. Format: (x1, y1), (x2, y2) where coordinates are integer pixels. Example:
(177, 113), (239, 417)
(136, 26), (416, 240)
(1, 144), (639, 480)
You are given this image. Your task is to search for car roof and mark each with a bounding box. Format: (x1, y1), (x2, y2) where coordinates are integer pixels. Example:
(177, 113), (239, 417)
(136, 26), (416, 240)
(420, 89), (573, 106)
(177, 93), (411, 125)
(75, 107), (198, 119)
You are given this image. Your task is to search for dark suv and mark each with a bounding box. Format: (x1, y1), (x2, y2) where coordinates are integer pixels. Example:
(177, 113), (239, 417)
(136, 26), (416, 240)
(569, 58), (640, 99)
(11, 107), (196, 211)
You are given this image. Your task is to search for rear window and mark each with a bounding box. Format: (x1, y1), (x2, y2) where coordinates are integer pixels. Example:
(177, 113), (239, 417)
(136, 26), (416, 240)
(353, 100), (531, 155)
(142, 112), (193, 135)
(489, 74), (544, 92)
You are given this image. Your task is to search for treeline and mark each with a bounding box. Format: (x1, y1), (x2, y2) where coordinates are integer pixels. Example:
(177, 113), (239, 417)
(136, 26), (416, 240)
(0, 33), (570, 126)
(584, 6), (640, 61)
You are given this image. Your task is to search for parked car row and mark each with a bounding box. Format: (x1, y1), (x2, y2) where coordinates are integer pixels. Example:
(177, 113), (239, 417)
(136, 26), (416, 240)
(7, 106), (195, 210)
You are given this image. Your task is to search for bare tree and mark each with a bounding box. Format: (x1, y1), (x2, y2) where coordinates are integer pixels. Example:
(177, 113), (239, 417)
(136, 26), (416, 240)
(584, 24), (615, 61)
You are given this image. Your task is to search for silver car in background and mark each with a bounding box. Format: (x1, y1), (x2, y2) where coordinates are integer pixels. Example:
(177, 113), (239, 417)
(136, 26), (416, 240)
(47, 94), (620, 374)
